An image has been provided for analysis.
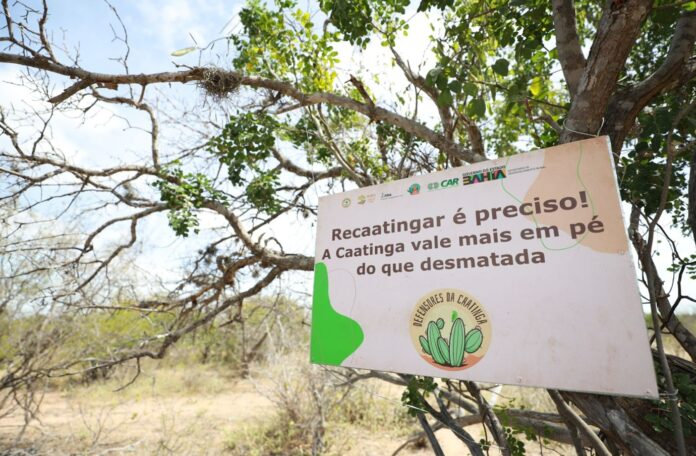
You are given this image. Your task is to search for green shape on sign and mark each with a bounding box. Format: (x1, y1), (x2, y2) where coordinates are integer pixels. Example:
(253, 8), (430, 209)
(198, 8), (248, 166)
(310, 262), (364, 365)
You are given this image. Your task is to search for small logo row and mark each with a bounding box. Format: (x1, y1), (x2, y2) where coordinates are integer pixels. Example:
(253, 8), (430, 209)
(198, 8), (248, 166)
(342, 191), (400, 208)
(341, 166), (507, 207)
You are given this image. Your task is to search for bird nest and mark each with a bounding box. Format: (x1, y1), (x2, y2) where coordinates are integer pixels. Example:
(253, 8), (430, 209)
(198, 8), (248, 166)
(199, 68), (241, 99)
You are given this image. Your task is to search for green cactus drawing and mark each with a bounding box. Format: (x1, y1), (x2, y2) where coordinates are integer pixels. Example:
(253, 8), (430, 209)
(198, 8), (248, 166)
(465, 327), (483, 353)
(449, 318), (465, 367)
(437, 337), (450, 365)
(427, 321), (447, 364)
(419, 336), (430, 355)
(419, 317), (484, 367)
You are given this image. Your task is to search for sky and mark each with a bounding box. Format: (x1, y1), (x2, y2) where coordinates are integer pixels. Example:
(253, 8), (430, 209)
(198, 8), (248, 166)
(0, 1), (247, 290)
(47, 1), (241, 72)
(0, 0), (442, 301)
(1, 1), (694, 313)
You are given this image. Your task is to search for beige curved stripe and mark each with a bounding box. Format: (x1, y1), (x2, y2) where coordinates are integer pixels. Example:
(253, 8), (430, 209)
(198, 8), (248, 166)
(523, 137), (628, 254)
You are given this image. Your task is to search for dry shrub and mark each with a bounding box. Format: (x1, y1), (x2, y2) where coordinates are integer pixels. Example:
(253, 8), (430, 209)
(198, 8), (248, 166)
(224, 329), (414, 455)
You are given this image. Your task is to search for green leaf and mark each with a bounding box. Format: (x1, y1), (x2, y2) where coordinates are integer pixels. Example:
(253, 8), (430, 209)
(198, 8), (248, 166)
(425, 67), (442, 86)
(530, 77), (543, 96)
(170, 46), (197, 57)
(468, 98), (486, 118)
(491, 58), (509, 76)
(436, 75), (449, 91)
(463, 82), (478, 97)
(437, 90), (453, 106)
(448, 80), (462, 94)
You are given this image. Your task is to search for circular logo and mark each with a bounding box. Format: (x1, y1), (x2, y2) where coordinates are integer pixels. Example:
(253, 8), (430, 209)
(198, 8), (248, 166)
(408, 183), (421, 195)
(341, 198), (351, 208)
(409, 289), (491, 371)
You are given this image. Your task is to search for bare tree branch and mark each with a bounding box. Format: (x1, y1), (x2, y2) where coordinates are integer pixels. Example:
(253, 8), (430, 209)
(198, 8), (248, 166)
(0, 53), (484, 164)
(550, 390), (609, 456)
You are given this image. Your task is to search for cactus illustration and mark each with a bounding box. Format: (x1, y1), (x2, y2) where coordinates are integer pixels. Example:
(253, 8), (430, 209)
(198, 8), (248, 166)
(419, 317), (484, 367)
(437, 337), (450, 365)
(465, 327), (483, 353)
(449, 318), (465, 367)
(427, 321), (447, 365)
(419, 336), (430, 355)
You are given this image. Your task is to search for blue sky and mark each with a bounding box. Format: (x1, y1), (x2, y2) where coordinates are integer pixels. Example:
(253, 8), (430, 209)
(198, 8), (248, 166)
(0, 1), (255, 291)
(45, 1), (243, 74)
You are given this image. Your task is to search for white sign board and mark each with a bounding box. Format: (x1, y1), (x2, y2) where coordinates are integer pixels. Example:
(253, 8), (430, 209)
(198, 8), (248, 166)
(311, 137), (658, 398)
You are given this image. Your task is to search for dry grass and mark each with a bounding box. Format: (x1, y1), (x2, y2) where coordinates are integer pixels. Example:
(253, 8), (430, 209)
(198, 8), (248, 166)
(1, 360), (552, 455)
(6, 314), (690, 455)
(0, 363), (275, 455)
(1, 360), (431, 455)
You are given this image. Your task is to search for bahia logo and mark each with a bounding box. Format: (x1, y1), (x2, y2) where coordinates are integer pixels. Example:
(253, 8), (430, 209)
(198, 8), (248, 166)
(407, 183), (421, 195)
(462, 166), (507, 186)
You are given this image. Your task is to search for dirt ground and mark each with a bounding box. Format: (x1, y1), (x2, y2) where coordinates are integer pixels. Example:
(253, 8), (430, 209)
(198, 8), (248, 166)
(0, 356), (578, 456)
(2, 379), (274, 455)
(0, 373), (483, 455)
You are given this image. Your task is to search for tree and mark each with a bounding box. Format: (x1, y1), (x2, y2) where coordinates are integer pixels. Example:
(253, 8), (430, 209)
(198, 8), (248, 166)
(1, 0), (695, 454)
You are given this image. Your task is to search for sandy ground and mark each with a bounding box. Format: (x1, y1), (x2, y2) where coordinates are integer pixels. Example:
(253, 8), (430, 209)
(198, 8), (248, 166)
(0, 376), (483, 455)
(0, 358), (575, 456)
(1, 379), (277, 455)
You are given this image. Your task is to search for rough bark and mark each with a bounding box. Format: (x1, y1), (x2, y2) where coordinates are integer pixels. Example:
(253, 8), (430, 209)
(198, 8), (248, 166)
(689, 147), (696, 245)
(550, 390), (609, 456)
(552, 0), (586, 98)
(616, 351), (696, 455)
(561, 0), (653, 143)
(604, 11), (696, 152)
(564, 393), (670, 456)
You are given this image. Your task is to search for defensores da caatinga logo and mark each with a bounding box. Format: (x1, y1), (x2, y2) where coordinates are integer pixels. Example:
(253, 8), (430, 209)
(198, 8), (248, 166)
(409, 288), (491, 370)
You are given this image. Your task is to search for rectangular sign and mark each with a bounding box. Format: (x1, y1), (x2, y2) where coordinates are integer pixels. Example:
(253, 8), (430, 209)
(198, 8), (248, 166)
(310, 137), (658, 398)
